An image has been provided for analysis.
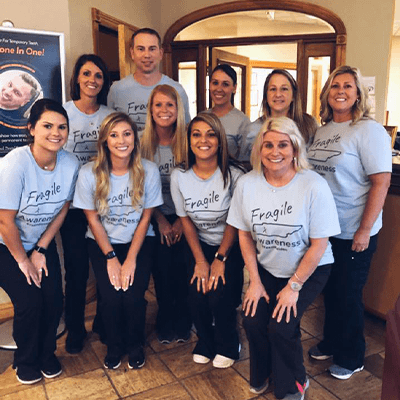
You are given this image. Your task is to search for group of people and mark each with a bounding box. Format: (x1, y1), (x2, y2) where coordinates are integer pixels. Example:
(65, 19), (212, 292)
(0, 26), (392, 400)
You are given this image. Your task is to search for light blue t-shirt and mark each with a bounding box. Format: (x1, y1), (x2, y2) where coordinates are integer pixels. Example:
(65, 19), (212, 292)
(308, 119), (392, 239)
(240, 118), (263, 162)
(73, 159), (163, 244)
(206, 108), (250, 159)
(171, 166), (243, 246)
(0, 146), (79, 251)
(227, 169), (341, 278)
(107, 74), (191, 131)
(153, 145), (176, 216)
(63, 101), (114, 167)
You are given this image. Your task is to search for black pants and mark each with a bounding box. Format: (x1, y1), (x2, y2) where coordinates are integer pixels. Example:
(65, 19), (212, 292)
(0, 241), (63, 370)
(319, 235), (378, 370)
(60, 209), (90, 340)
(243, 264), (331, 399)
(152, 214), (191, 337)
(87, 237), (153, 357)
(187, 240), (244, 360)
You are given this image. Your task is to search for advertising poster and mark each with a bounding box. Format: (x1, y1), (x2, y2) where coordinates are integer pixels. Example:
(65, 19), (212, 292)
(0, 27), (65, 156)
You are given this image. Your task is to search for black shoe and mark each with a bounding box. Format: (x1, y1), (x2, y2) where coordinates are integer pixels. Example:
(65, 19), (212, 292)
(128, 347), (145, 369)
(176, 330), (191, 343)
(157, 331), (175, 344)
(66, 333), (86, 354)
(104, 354), (121, 369)
(16, 365), (42, 385)
(41, 355), (62, 379)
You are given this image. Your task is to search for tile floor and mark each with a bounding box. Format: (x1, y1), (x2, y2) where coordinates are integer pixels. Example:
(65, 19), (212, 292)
(0, 275), (386, 400)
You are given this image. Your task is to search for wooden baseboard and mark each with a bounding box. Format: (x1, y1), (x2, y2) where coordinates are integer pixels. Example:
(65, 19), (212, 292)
(0, 281), (97, 324)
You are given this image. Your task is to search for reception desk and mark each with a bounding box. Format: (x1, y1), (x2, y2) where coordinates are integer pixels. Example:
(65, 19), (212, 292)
(363, 156), (400, 319)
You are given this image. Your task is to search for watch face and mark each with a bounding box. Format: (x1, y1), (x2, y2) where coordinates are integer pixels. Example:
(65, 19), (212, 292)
(290, 281), (302, 291)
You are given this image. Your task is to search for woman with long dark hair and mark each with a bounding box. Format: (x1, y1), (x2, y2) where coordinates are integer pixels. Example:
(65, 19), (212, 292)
(61, 54), (113, 353)
(171, 112), (246, 368)
(0, 99), (79, 384)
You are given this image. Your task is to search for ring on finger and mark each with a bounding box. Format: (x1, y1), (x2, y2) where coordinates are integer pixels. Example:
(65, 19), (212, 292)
(211, 276), (215, 280)
(201, 278), (205, 281)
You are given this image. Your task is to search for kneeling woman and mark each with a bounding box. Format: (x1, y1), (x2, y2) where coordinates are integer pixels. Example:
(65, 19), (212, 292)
(227, 117), (340, 399)
(171, 112), (246, 368)
(73, 112), (162, 369)
(0, 99), (79, 384)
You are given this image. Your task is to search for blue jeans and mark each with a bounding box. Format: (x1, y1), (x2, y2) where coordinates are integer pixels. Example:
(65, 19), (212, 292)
(319, 234), (378, 370)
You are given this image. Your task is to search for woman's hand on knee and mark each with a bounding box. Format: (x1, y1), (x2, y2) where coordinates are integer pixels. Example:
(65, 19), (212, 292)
(243, 280), (269, 317)
(18, 258), (41, 288)
(208, 259), (225, 291)
(120, 261), (136, 291)
(30, 251), (48, 281)
(171, 218), (183, 244)
(107, 258), (122, 291)
(190, 261), (210, 294)
(272, 285), (299, 323)
(158, 219), (174, 247)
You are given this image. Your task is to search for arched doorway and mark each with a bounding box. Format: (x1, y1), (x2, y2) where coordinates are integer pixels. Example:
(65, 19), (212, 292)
(162, 0), (346, 117)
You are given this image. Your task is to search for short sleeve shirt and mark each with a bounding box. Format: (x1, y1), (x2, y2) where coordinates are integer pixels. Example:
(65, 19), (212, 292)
(73, 159), (163, 243)
(227, 169), (341, 278)
(0, 146), (79, 251)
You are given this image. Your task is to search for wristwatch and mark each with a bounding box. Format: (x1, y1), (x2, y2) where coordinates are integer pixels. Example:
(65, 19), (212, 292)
(289, 280), (303, 292)
(215, 252), (227, 262)
(34, 245), (47, 255)
(105, 250), (117, 260)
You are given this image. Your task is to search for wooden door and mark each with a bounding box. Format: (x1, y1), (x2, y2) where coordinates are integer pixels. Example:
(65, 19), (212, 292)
(211, 48), (250, 115)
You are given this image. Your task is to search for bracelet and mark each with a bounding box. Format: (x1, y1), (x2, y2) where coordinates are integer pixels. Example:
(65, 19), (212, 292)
(105, 250), (117, 260)
(294, 272), (305, 283)
(215, 252), (227, 262)
(34, 245), (47, 255)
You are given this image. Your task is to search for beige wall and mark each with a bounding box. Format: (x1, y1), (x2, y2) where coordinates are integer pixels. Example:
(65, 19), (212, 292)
(387, 36), (400, 128)
(2, 0), (395, 121)
(159, 0), (395, 123)
(3, 0), (159, 100)
(67, 0), (161, 87)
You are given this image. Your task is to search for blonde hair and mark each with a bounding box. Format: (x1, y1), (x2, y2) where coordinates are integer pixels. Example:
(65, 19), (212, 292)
(261, 69), (318, 144)
(251, 116), (309, 173)
(93, 112), (144, 216)
(141, 84), (188, 167)
(320, 65), (371, 125)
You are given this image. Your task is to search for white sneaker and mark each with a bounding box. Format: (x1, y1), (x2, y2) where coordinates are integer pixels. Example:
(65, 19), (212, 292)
(212, 354), (235, 368)
(193, 354), (211, 364)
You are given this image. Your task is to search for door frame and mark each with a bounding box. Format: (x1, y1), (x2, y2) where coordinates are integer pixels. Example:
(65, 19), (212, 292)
(163, 0), (346, 74)
(162, 0), (346, 115)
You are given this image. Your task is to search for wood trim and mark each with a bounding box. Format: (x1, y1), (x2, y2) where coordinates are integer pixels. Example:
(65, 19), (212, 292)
(171, 33), (337, 49)
(91, 8), (138, 54)
(0, 302), (14, 324)
(92, 8), (138, 32)
(250, 60), (297, 70)
(164, 0), (346, 52)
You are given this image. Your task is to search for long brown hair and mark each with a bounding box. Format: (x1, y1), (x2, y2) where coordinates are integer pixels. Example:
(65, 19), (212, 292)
(185, 112), (245, 188)
(261, 69), (317, 144)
